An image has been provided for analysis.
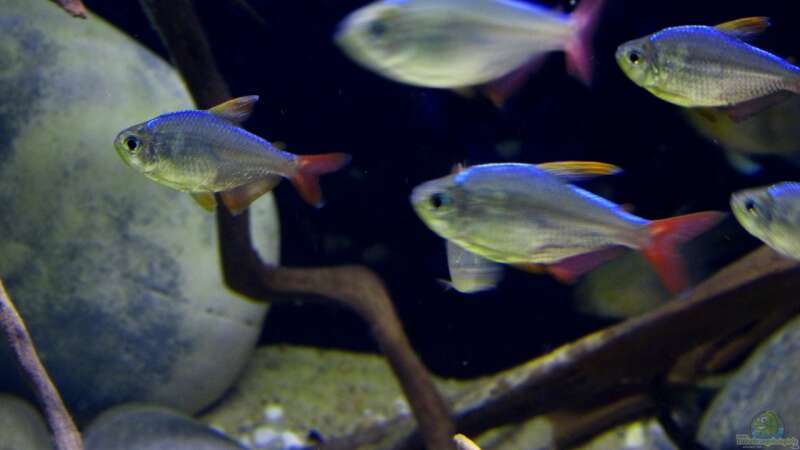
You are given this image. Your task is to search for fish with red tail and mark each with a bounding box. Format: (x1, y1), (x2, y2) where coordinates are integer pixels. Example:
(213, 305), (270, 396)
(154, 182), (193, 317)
(113, 95), (350, 213)
(411, 162), (724, 294)
(335, 0), (605, 105)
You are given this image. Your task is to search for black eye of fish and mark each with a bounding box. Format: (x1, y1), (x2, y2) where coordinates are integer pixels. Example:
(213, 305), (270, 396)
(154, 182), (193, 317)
(430, 192), (450, 209)
(629, 51), (641, 65)
(745, 198), (758, 215)
(125, 136), (140, 152)
(368, 20), (387, 38)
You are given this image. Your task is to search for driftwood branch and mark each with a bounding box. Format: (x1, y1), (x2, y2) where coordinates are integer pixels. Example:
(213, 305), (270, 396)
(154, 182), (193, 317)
(49, 0), (86, 18)
(139, 1), (456, 449)
(321, 245), (799, 449)
(0, 280), (82, 450)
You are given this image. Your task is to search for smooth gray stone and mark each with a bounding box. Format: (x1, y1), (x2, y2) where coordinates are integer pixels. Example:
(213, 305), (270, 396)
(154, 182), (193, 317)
(0, 0), (278, 422)
(697, 314), (800, 449)
(85, 404), (244, 450)
(0, 394), (52, 450)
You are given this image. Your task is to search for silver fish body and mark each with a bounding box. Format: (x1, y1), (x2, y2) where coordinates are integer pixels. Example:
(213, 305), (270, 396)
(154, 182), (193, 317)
(617, 24), (800, 107)
(731, 182), (800, 259)
(335, 0), (583, 88)
(116, 110), (296, 193)
(411, 163), (650, 265)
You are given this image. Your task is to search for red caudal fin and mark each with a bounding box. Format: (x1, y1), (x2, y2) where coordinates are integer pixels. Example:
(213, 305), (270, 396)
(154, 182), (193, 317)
(290, 153), (351, 207)
(565, 0), (606, 86)
(642, 211), (725, 294)
(545, 246), (626, 284)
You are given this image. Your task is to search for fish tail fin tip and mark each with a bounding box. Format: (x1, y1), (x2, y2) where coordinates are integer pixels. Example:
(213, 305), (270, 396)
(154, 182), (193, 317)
(643, 211), (725, 293)
(291, 153), (351, 207)
(565, 0), (605, 86)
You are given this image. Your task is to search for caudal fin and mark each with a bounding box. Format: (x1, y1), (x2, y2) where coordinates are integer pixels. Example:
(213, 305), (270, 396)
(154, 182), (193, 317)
(291, 153), (351, 207)
(565, 0), (606, 85)
(642, 211), (725, 294)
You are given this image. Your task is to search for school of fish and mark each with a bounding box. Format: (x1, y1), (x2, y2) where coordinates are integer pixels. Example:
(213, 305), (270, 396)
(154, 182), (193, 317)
(114, 0), (800, 297)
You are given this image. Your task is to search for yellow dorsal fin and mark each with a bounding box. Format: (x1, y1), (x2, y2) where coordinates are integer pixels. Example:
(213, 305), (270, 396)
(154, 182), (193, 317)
(207, 95), (259, 124)
(190, 193), (217, 211)
(219, 175), (282, 215)
(454, 434), (482, 450)
(715, 17), (770, 40)
(536, 161), (622, 181)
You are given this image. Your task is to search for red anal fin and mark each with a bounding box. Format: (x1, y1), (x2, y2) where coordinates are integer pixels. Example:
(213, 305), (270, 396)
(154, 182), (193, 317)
(543, 246), (625, 284)
(481, 55), (547, 107)
(721, 91), (793, 122)
(642, 211), (725, 294)
(220, 175), (282, 215)
(291, 153), (351, 207)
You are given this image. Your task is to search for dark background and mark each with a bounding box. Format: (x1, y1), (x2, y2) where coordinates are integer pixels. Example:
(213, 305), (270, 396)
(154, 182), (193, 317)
(89, 0), (800, 378)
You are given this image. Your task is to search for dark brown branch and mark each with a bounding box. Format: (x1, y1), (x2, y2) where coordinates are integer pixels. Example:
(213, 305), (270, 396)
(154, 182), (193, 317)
(0, 280), (83, 450)
(138, 2), (456, 449)
(324, 246), (799, 449)
(49, 0), (86, 18)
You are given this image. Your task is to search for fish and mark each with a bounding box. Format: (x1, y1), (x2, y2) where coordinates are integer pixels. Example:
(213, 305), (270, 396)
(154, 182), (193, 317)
(682, 97), (800, 174)
(411, 162), (724, 293)
(616, 17), (800, 120)
(334, 0), (605, 105)
(454, 434), (482, 450)
(114, 96), (351, 213)
(440, 161), (621, 293)
(731, 182), (800, 260)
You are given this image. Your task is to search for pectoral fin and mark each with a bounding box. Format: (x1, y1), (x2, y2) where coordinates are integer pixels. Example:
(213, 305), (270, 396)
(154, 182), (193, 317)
(191, 193), (218, 211)
(219, 175), (282, 215)
(714, 17), (770, 41)
(536, 161), (623, 181)
(208, 95), (260, 124)
(445, 241), (504, 294)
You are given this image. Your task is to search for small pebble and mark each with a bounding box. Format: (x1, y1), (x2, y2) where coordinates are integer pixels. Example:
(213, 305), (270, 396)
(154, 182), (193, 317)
(263, 404), (284, 423)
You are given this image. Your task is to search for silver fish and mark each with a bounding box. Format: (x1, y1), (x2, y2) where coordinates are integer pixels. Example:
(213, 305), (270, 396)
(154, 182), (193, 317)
(114, 96), (350, 213)
(731, 182), (800, 259)
(411, 163), (723, 293)
(616, 17), (800, 115)
(335, 0), (604, 103)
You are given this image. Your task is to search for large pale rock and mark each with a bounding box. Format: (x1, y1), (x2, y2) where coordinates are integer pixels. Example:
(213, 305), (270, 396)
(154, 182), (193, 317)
(698, 314), (800, 449)
(84, 404), (244, 450)
(0, 0), (278, 421)
(0, 394), (52, 450)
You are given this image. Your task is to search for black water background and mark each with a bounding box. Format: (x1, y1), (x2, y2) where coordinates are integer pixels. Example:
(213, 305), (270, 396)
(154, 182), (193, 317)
(90, 0), (800, 378)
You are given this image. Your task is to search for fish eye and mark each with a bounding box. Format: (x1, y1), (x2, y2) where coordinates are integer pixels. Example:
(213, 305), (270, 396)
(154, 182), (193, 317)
(744, 198), (758, 215)
(430, 192), (451, 209)
(367, 20), (387, 38)
(628, 51), (642, 65)
(124, 135), (140, 152)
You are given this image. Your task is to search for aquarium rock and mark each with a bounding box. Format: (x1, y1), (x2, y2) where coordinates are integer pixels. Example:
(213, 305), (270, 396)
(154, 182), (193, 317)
(0, 0), (279, 422)
(0, 394), (52, 450)
(84, 404), (245, 450)
(697, 314), (800, 449)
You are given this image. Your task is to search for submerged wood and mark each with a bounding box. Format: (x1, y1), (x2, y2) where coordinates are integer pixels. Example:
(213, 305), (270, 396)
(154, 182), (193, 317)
(49, 0), (86, 18)
(321, 246), (799, 449)
(138, 1), (456, 449)
(0, 279), (83, 450)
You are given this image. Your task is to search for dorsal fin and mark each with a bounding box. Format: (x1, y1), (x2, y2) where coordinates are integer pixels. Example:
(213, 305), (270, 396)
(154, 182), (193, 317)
(208, 95), (259, 124)
(535, 161), (622, 181)
(714, 17), (770, 41)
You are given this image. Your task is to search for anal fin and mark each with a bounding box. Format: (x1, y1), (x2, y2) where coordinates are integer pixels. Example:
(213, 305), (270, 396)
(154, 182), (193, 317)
(720, 91), (793, 122)
(191, 193), (218, 212)
(219, 175), (282, 215)
(544, 246), (626, 284)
